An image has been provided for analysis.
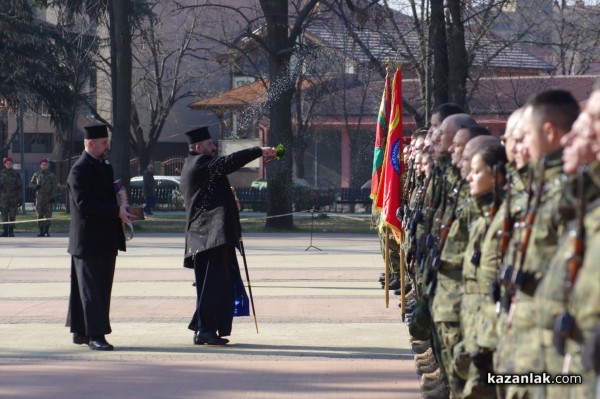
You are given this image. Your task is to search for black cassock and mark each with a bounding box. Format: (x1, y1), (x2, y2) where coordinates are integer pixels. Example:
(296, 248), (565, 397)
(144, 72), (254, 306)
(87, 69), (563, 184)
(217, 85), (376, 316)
(180, 147), (261, 336)
(65, 152), (125, 336)
(188, 245), (249, 336)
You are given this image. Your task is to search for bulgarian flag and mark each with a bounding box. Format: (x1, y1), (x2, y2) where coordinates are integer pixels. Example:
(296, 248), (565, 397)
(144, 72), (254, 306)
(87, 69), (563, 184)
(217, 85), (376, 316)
(375, 68), (403, 238)
(370, 73), (392, 199)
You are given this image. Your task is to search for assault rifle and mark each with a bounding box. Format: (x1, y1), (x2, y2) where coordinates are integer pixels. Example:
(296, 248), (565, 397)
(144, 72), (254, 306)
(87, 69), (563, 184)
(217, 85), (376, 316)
(407, 172), (432, 271)
(426, 179), (465, 297)
(499, 166), (533, 297)
(419, 169), (445, 274)
(490, 170), (513, 308)
(506, 157), (547, 327)
(553, 164), (587, 355)
(399, 161), (416, 222)
(499, 170), (513, 262)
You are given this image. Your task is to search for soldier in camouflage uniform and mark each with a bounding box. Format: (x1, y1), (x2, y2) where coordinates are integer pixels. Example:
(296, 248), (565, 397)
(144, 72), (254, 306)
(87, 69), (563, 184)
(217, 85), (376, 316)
(460, 141), (507, 399)
(424, 114), (474, 395)
(0, 157), (22, 237)
(562, 87), (600, 399)
(504, 90), (579, 399)
(494, 109), (531, 384)
(402, 104), (465, 399)
(533, 85), (600, 399)
(473, 109), (528, 399)
(29, 158), (57, 237)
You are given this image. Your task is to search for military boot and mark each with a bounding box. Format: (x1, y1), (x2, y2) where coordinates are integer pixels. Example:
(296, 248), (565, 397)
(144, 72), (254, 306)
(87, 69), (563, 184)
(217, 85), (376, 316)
(420, 368), (443, 391)
(411, 339), (431, 354)
(415, 347), (433, 361)
(38, 227), (45, 237)
(387, 275), (400, 290)
(8, 226), (14, 237)
(44, 226), (50, 237)
(0, 226), (7, 237)
(421, 382), (450, 399)
(416, 358), (439, 376)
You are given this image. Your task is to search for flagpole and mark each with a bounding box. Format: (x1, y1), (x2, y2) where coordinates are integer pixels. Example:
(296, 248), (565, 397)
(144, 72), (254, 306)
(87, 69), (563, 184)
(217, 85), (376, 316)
(400, 230), (406, 322)
(384, 225), (390, 308)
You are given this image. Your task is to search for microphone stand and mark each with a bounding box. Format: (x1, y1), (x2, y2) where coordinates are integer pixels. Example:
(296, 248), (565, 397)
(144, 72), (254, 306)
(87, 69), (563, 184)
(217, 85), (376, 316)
(305, 208), (322, 251)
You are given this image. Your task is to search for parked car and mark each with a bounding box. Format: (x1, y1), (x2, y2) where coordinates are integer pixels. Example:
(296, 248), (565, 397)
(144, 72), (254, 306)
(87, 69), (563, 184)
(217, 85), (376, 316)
(129, 175), (183, 210)
(249, 177), (313, 211)
(250, 177), (311, 190)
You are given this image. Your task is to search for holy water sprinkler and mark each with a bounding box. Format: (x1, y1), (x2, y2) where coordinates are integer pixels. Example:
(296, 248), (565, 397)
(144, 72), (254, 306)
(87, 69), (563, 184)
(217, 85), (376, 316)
(275, 144), (285, 160)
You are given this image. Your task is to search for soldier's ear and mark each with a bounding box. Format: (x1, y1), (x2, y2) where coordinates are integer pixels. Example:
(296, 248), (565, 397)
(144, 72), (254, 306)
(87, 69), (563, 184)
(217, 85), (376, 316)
(543, 122), (562, 145)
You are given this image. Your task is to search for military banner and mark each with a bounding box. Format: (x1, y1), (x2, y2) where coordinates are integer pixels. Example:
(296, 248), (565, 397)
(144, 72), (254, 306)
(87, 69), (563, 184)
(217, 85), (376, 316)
(370, 72), (392, 199)
(375, 69), (403, 239)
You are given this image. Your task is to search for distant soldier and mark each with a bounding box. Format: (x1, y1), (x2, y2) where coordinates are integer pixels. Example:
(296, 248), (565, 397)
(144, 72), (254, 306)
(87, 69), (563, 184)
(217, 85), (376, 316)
(143, 164), (156, 215)
(29, 158), (57, 237)
(0, 157), (22, 237)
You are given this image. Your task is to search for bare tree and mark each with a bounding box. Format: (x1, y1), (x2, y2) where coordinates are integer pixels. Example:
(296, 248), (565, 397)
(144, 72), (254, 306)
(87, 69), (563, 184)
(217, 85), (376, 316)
(129, 0), (211, 172)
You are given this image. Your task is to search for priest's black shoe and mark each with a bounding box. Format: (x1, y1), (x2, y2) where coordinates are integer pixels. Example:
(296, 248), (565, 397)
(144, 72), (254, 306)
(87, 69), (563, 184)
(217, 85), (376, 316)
(194, 331), (229, 345)
(72, 333), (89, 345)
(89, 335), (114, 351)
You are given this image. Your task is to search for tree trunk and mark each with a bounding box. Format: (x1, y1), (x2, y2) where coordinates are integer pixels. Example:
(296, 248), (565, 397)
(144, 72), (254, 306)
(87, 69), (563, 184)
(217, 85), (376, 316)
(429, 0), (449, 108)
(108, 0), (133, 185)
(260, 0), (294, 229)
(446, 0), (467, 108)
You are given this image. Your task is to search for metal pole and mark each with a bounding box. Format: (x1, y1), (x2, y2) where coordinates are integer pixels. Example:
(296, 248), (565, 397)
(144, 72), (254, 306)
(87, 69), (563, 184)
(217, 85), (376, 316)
(239, 239), (259, 334)
(384, 225), (390, 308)
(18, 96), (26, 215)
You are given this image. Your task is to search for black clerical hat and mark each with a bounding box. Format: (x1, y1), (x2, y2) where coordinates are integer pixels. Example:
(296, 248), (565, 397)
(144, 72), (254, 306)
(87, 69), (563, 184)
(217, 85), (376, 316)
(84, 123), (109, 139)
(185, 126), (211, 144)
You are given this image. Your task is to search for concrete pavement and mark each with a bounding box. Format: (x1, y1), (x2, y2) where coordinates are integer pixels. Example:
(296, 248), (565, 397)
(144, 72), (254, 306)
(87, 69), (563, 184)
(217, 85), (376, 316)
(0, 232), (420, 399)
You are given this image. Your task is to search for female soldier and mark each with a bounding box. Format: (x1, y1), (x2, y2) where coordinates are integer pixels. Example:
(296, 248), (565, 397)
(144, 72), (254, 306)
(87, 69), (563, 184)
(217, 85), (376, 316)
(460, 142), (508, 399)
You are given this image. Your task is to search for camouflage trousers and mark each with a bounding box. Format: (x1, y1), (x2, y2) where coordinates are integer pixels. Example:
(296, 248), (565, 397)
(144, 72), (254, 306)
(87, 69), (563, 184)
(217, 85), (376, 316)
(504, 297), (544, 399)
(36, 201), (52, 228)
(429, 271), (462, 393)
(1, 204), (18, 225)
(458, 292), (496, 398)
(379, 232), (400, 275)
(526, 329), (573, 399)
(562, 344), (597, 399)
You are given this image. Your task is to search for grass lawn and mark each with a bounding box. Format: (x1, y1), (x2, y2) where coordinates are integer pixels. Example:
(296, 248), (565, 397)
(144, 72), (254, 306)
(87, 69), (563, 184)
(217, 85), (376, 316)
(11, 211), (377, 234)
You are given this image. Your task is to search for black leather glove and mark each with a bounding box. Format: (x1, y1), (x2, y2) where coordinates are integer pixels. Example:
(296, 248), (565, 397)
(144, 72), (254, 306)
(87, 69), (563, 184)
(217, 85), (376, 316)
(470, 349), (494, 372)
(36, 185), (41, 190)
(49, 198), (55, 203)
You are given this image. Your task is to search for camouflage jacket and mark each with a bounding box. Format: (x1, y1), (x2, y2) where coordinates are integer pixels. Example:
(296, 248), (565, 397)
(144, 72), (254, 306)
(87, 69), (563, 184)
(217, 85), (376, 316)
(0, 168), (22, 206)
(519, 149), (566, 296)
(440, 183), (477, 272)
(30, 170), (57, 202)
(462, 195), (494, 294)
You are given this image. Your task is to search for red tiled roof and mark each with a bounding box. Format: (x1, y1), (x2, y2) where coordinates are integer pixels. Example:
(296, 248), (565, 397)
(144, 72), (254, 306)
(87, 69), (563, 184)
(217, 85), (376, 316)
(189, 78), (329, 110)
(189, 80), (268, 109)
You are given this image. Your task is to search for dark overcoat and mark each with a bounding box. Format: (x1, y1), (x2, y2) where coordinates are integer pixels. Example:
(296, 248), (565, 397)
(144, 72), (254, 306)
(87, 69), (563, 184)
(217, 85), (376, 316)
(180, 147), (263, 268)
(67, 151), (125, 256)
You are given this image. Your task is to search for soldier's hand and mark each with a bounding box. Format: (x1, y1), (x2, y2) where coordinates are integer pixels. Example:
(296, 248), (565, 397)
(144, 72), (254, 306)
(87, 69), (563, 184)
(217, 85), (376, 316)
(49, 198), (55, 204)
(36, 185), (41, 190)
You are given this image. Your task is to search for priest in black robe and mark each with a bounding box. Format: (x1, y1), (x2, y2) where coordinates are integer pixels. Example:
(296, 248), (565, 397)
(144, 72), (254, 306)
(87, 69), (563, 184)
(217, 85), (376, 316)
(180, 126), (275, 345)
